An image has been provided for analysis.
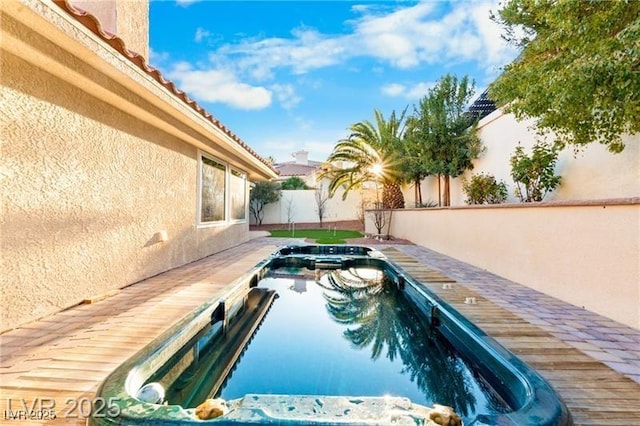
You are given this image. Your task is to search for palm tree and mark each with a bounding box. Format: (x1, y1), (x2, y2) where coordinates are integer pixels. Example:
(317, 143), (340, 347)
(322, 109), (406, 209)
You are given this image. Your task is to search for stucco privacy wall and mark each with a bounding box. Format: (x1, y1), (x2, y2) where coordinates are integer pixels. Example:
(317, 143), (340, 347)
(0, 4), (272, 331)
(254, 188), (374, 225)
(366, 201), (640, 329)
(403, 110), (640, 207)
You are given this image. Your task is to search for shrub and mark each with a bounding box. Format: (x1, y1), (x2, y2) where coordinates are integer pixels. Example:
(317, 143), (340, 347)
(462, 173), (508, 205)
(416, 200), (438, 208)
(280, 176), (310, 190)
(510, 142), (561, 202)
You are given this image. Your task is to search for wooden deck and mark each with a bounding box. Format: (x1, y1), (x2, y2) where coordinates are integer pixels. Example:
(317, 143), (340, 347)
(381, 248), (640, 425)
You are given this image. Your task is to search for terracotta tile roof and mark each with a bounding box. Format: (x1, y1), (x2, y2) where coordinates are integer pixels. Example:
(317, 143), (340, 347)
(274, 160), (325, 177)
(52, 0), (277, 174)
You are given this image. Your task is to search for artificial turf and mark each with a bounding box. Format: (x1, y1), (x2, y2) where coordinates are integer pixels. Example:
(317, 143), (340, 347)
(267, 228), (363, 244)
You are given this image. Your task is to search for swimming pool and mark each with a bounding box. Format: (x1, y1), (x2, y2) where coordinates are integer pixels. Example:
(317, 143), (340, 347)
(90, 245), (572, 425)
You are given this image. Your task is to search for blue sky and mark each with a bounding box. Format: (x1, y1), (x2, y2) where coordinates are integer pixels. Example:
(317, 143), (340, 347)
(149, 1), (520, 163)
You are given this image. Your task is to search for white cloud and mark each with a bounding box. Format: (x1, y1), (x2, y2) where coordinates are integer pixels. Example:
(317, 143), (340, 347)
(406, 82), (434, 99)
(202, 1), (517, 79)
(353, 0), (517, 70)
(157, 1), (517, 112)
(262, 129), (347, 163)
(293, 115), (313, 130)
(194, 27), (210, 43)
(167, 62), (272, 110)
(354, 2), (437, 68)
(149, 48), (169, 65)
(270, 84), (302, 110)
(176, 0), (199, 7)
(214, 27), (347, 81)
(469, 2), (519, 75)
(381, 83), (405, 97)
(381, 81), (435, 100)
(351, 4), (372, 13)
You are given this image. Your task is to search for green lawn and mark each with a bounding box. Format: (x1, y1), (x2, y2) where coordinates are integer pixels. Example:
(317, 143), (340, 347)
(268, 228), (363, 244)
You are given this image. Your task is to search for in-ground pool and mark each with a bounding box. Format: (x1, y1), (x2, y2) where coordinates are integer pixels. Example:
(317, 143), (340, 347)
(214, 267), (508, 422)
(91, 245), (573, 425)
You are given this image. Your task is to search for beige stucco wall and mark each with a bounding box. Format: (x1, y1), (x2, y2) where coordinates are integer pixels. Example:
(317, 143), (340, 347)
(71, 0), (149, 58)
(366, 202), (640, 329)
(0, 7), (258, 331)
(403, 111), (640, 207)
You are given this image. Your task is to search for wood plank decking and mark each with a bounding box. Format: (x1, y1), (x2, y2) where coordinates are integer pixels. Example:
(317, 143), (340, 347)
(381, 248), (640, 425)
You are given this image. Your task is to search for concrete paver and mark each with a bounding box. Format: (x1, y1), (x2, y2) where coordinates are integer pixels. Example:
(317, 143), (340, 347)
(397, 244), (640, 385)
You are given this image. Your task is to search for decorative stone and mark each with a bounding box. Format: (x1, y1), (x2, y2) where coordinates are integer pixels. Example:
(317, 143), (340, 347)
(218, 394), (462, 425)
(428, 404), (462, 426)
(195, 398), (229, 420)
(135, 382), (165, 404)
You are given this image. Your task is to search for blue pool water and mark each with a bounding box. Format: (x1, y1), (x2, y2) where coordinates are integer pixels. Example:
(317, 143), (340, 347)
(217, 267), (509, 422)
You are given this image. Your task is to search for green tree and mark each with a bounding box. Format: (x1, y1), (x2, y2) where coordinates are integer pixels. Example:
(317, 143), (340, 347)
(490, 0), (640, 153)
(408, 74), (483, 206)
(322, 109), (406, 209)
(510, 142), (561, 202)
(398, 124), (433, 207)
(280, 176), (310, 190)
(249, 181), (281, 225)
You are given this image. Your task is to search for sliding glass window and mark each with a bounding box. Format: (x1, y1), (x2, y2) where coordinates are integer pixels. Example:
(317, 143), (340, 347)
(199, 154), (226, 224)
(230, 168), (247, 221)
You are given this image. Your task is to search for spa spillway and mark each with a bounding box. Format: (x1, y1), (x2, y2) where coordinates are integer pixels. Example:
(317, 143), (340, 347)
(90, 245), (572, 425)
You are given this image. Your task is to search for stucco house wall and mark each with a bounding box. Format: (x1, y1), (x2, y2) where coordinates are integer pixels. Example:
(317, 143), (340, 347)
(404, 110), (640, 206)
(1, 1), (275, 331)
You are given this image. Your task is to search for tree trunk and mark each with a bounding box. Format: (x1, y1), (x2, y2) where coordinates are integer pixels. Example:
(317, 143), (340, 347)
(443, 175), (450, 206)
(437, 175), (442, 207)
(382, 183), (405, 209)
(413, 178), (423, 207)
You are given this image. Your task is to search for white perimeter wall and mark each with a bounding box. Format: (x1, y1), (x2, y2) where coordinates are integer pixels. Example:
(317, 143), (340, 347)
(366, 200), (640, 329)
(403, 110), (640, 207)
(253, 188), (375, 225)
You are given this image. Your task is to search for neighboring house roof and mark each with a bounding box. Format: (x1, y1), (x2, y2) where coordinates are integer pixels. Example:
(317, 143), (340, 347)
(52, 0), (277, 175)
(275, 160), (325, 177)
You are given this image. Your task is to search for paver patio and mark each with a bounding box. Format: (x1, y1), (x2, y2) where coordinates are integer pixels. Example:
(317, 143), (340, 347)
(1, 236), (639, 425)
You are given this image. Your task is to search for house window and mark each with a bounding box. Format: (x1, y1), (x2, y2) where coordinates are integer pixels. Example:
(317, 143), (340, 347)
(230, 168), (247, 221)
(199, 154), (226, 223)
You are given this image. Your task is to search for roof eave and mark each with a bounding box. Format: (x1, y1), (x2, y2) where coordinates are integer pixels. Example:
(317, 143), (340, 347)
(1, 0), (278, 181)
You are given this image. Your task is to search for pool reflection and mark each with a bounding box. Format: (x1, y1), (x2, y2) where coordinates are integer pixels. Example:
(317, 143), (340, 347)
(318, 268), (505, 418)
